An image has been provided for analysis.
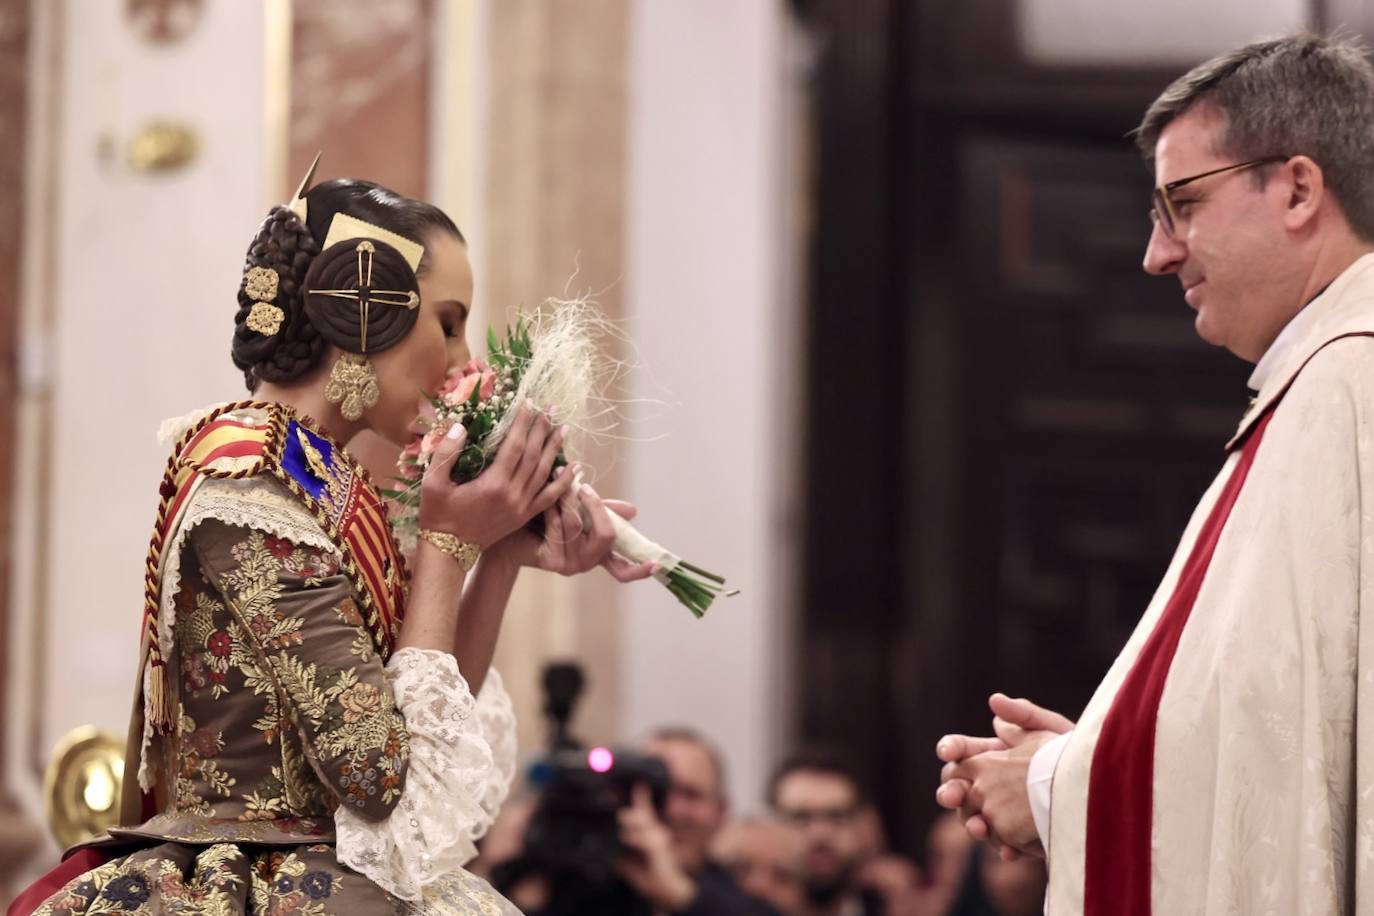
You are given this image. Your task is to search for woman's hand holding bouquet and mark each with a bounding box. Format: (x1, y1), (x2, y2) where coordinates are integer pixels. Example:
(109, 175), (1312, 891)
(387, 305), (735, 615)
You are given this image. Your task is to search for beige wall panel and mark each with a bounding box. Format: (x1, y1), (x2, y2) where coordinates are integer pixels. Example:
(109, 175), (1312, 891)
(482, 0), (631, 759)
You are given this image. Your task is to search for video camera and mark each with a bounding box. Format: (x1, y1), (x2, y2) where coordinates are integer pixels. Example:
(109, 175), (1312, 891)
(491, 662), (671, 915)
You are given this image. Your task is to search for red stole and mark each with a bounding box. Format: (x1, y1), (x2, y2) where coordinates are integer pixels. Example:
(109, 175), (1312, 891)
(1083, 409), (1275, 914)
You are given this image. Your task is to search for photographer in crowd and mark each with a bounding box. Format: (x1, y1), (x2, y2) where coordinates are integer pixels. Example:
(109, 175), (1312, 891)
(617, 727), (781, 915)
(481, 721), (780, 915)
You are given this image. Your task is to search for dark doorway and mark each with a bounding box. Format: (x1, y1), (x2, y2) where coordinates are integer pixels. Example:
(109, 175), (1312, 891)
(791, 0), (1306, 856)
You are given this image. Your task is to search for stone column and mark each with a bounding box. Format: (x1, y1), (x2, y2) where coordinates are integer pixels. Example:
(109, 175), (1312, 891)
(0, 0), (43, 899)
(288, 0), (435, 197)
(483, 0), (631, 754)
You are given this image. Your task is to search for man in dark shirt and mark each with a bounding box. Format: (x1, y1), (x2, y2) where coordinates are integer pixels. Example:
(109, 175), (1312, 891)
(769, 751), (883, 916)
(618, 727), (781, 915)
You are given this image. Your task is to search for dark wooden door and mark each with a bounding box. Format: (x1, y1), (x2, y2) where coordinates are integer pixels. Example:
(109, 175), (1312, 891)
(794, 0), (1269, 856)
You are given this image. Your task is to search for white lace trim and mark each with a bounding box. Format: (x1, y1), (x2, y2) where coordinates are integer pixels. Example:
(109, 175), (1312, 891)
(336, 648), (518, 901)
(156, 402), (268, 447)
(138, 474), (339, 789)
(473, 668), (517, 820)
(157, 405), (217, 447)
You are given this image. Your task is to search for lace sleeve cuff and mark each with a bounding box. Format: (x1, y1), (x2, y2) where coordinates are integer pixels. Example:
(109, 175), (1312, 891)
(335, 647), (508, 900)
(473, 667), (518, 820)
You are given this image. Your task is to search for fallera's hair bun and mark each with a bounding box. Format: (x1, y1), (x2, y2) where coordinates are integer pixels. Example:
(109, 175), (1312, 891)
(230, 206), (324, 391)
(302, 237), (420, 356)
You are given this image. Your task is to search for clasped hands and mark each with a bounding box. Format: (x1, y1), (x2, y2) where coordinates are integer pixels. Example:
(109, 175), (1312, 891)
(934, 693), (1073, 862)
(420, 402), (655, 581)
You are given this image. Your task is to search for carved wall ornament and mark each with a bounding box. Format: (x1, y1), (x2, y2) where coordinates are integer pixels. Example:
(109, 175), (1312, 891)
(125, 0), (205, 44)
(127, 121), (201, 173)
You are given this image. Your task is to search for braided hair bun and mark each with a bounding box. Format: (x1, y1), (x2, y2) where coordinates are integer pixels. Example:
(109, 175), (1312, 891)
(302, 237), (420, 356)
(230, 178), (464, 391)
(231, 206), (324, 390)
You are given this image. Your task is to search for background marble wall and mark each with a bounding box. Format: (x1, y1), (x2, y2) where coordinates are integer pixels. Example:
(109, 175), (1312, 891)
(4, 0), (276, 889)
(288, 0), (433, 198)
(480, 0), (634, 763)
(0, 0), (40, 898)
(619, 0), (796, 811)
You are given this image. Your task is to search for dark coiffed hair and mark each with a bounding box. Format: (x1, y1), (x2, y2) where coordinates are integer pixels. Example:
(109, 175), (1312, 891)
(230, 179), (464, 392)
(766, 747), (868, 809)
(1135, 33), (1374, 240)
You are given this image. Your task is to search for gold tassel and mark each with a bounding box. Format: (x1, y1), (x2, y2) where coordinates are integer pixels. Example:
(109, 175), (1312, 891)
(147, 659), (172, 735)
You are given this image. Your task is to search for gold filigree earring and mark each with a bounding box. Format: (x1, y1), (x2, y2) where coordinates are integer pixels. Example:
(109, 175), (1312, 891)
(324, 353), (380, 422)
(312, 240), (419, 423)
(244, 266), (285, 336)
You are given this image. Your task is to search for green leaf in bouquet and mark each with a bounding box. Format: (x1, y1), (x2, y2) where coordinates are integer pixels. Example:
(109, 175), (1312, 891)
(487, 325), (500, 356)
(510, 320), (532, 360)
(468, 409), (494, 441)
(377, 486), (421, 507)
(451, 443), (490, 484)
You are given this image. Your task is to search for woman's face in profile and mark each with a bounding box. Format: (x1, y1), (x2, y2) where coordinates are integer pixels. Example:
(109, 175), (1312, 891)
(368, 229), (474, 445)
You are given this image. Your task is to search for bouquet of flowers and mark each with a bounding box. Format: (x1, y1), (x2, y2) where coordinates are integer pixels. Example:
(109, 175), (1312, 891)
(384, 302), (734, 617)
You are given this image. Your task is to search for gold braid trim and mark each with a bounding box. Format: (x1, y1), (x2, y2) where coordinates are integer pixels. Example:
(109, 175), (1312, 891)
(141, 401), (406, 736)
(142, 400), (279, 734)
(261, 407), (405, 651)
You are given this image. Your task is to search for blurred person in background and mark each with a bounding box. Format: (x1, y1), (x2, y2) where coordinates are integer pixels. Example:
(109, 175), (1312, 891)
(855, 853), (922, 915)
(713, 815), (806, 914)
(616, 726), (780, 915)
(945, 847), (1045, 916)
(769, 750), (883, 916)
(921, 812), (974, 906)
(472, 726), (778, 914)
(851, 807), (887, 861)
(848, 812), (977, 916)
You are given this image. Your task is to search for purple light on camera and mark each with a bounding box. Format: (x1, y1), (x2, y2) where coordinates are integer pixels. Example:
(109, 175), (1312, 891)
(588, 747), (614, 773)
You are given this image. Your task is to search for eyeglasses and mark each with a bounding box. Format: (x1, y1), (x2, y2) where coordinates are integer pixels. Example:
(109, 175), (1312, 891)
(777, 805), (858, 828)
(1150, 156), (1289, 238)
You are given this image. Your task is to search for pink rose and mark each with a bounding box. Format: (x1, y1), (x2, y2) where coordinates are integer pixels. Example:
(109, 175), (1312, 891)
(439, 360), (498, 407)
(445, 372), (480, 407)
(437, 368), (467, 398)
(419, 422), (454, 460)
(397, 439), (424, 481)
(437, 360), (486, 395)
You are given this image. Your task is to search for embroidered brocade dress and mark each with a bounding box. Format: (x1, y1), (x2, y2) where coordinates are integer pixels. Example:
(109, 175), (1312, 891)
(27, 404), (522, 915)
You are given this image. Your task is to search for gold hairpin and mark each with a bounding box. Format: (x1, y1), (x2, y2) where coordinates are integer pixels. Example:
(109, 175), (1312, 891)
(310, 290), (420, 308)
(244, 266), (285, 336)
(308, 241), (420, 354)
(287, 152), (321, 223)
(245, 152), (320, 337)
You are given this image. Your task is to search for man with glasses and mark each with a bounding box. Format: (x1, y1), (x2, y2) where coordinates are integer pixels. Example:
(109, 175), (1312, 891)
(935, 33), (1374, 915)
(769, 751), (881, 916)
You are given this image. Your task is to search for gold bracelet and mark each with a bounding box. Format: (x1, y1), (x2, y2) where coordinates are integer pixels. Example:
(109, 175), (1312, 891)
(418, 529), (481, 571)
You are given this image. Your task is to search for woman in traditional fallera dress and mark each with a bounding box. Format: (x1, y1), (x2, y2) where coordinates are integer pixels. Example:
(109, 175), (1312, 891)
(15, 165), (655, 914)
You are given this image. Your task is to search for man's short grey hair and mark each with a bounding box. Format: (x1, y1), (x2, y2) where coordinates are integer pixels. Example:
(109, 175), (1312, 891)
(1135, 33), (1374, 240)
(645, 725), (728, 798)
